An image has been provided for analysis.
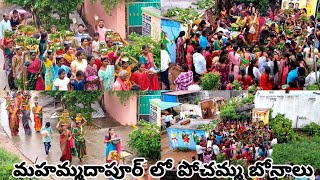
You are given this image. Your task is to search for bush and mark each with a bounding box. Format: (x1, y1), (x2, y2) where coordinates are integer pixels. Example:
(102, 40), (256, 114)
(216, 154), (226, 163)
(241, 93), (254, 105)
(269, 113), (297, 143)
(128, 121), (161, 160)
(201, 72), (221, 90)
(272, 136), (320, 169)
(302, 122), (320, 136)
(0, 148), (21, 179)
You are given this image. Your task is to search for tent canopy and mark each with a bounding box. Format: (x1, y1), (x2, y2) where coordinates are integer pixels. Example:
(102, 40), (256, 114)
(161, 101), (182, 110)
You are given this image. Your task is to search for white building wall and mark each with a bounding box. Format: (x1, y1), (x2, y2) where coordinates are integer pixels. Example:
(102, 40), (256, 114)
(254, 91), (320, 128)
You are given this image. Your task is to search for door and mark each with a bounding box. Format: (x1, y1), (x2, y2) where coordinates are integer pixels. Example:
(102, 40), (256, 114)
(127, 0), (160, 35)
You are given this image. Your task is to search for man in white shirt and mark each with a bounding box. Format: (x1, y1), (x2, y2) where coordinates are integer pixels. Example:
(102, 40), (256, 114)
(161, 43), (171, 90)
(193, 46), (207, 76)
(305, 66), (320, 86)
(195, 142), (204, 162)
(0, 14), (12, 40)
(188, 75), (201, 90)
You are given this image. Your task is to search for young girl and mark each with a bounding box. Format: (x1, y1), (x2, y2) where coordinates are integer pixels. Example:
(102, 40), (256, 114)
(54, 69), (70, 90)
(71, 70), (85, 90)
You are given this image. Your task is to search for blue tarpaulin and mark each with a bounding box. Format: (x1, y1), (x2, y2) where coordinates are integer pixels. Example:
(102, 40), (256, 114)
(161, 101), (181, 110)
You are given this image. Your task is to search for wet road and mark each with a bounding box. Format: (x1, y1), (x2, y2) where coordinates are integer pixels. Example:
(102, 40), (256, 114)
(0, 93), (137, 180)
(0, 49), (9, 90)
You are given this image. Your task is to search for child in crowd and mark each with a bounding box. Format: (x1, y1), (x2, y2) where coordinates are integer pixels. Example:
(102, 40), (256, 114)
(71, 70), (85, 90)
(54, 69), (70, 90)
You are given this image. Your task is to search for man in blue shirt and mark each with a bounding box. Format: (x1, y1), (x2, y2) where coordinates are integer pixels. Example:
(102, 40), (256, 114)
(287, 61), (299, 84)
(72, 18), (90, 46)
(215, 132), (222, 145)
(199, 30), (208, 50)
(40, 122), (53, 155)
(0, 13), (12, 40)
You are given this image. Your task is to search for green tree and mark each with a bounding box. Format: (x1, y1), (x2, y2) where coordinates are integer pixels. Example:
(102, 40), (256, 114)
(128, 121), (161, 160)
(42, 91), (103, 124)
(5, 0), (83, 29)
(269, 113), (297, 143)
(92, 0), (134, 13)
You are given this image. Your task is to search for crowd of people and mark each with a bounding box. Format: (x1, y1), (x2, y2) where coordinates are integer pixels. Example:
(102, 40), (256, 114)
(0, 11), (160, 91)
(5, 91), (41, 136)
(161, 2), (320, 91)
(195, 120), (275, 166)
(4, 91), (88, 162)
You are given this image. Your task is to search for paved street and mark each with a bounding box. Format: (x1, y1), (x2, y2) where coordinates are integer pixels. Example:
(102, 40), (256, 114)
(0, 93), (138, 180)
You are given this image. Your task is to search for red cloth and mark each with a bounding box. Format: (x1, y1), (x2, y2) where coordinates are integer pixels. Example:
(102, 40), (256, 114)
(149, 74), (160, 90)
(260, 73), (273, 90)
(130, 71), (150, 90)
(59, 134), (72, 163)
(95, 58), (102, 70)
(236, 75), (253, 90)
(204, 51), (213, 71)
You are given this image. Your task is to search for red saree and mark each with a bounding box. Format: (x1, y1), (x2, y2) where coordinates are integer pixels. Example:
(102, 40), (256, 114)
(131, 71), (150, 90)
(26, 59), (45, 90)
(60, 131), (72, 163)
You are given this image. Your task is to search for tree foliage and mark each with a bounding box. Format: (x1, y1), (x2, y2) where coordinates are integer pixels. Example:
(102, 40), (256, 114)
(269, 113), (298, 143)
(128, 121), (161, 160)
(41, 91), (103, 124)
(108, 90), (145, 105)
(219, 94), (254, 122)
(92, 0), (134, 13)
(5, 0), (83, 29)
(201, 72), (221, 90)
(122, 33), (160, 68)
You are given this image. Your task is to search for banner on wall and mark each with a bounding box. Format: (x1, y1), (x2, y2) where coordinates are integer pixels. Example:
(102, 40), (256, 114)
(281, 0), (318, 16)
(166, 128), (206, 150)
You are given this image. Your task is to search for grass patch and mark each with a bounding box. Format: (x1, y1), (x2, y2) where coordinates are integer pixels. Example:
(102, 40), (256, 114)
(272, 136), (320, 169)
(0, 147), (21, 179)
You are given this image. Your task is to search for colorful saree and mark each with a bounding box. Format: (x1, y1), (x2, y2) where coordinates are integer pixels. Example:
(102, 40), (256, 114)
(4, 47), (15, 89)
(84, 64), (99, 91)
(17, 94), (22, 109)
(21, 109), (31, 135)
(139, 53), (160, 90)
(66, 122), (77, 156)
(24, 59), (45, 90)
(12, 54), (25, 89)
(130, 71), (150, 90)
(7, 107), (20, 136)
(32, 106), (42, 132)
(105, 134), (121, 163)
(59, 130), (72, 163)
(74, 125), (87, 159)
(44, 59), (54, 90)
(98, 65), (115, 91)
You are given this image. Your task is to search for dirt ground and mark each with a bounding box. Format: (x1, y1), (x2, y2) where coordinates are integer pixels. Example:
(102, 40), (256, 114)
(161, 132), (195, 167)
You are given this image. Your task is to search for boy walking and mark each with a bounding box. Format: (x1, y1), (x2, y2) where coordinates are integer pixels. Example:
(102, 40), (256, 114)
(41, 122), (53, 155)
